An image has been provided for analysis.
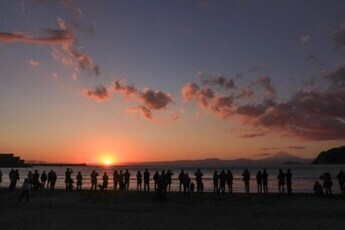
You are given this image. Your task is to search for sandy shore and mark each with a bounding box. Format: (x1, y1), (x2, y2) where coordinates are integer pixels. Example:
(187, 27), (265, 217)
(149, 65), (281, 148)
(0, 188), (344, 230)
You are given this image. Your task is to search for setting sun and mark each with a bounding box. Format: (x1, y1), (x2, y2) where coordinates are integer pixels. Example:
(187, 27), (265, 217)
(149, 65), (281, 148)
(104, 159), (111, 166)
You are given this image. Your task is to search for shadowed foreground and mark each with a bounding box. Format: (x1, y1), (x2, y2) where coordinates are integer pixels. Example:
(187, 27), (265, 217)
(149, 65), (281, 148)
(0, 189), (344, 230)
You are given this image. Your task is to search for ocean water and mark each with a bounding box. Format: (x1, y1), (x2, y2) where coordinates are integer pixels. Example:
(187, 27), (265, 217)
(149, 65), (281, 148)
(1, 165), (344, 193)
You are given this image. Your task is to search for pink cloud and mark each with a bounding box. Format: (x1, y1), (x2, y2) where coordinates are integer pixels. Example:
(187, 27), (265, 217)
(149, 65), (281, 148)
(81, 85), (111, 102)
(238, 133), (265, 138)
(113, 80), (174, 110)
(0, 17), (99, 76)
(29, 59), (40, 66)
(199, 71), (236, 90)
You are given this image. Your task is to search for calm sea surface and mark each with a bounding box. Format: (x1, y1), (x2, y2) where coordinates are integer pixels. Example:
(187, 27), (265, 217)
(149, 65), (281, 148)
(1, 165), (344, 193)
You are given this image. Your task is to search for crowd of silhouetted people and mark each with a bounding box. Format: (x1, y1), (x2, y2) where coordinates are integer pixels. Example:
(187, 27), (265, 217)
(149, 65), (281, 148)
(0, 168), (344, 202)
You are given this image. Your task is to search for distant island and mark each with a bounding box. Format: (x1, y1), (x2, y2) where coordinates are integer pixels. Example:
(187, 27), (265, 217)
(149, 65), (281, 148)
(312, 146), (345, 164)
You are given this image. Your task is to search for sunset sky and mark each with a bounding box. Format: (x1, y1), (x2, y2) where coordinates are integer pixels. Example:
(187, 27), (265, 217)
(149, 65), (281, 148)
(0, 0), (344, 164)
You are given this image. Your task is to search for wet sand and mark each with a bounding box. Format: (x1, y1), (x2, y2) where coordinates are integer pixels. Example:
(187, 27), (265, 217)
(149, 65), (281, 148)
(0, 188), (344, 230)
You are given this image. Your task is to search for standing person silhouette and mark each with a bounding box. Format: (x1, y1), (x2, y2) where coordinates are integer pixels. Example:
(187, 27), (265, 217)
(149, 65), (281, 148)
(153, 170), (160, 191)
(119, 170), (124, 190)
(50, 171), (57, 191)
(64, 168), (73, 190)
(113, 170), (119, 191)
(40, 171), (47, 188)
(90, 170), (99, 191)
(321, 172), (333, 197)
(102, 172), (109, 191)
(47, 170), (53, 189)
(242, 169), (250, 194)
(183, 173), (191, 195)
(76, 171), (83, 191)
(256, 171), (262, 193)
(262, 169), (269, 194)
(286, 169), (292, 194)
(226, 170), (233, 193)
(213, 170), (219, 194)
(166, 170), (174, 191)
(124, 169), (130, 191)
(336, 170), (345, 192)
(136, 171), (142, 192)
(219, 170), (226, 194)
(178, 170), (185, 192)
(277, 169), (286, 194)
(194, 169), (204, 193)
(143, 169), (150, 192)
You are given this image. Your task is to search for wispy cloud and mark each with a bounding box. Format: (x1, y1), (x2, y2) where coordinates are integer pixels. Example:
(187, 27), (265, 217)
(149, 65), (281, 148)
(238, 133), (265, 138)
(113, 80), (174, 120)
(300, 35), (310, 46)
(0, 3), (99, 77)
(81, 85), (111, 102)
(181, 83), (234, 119)
(335, 22), (345, 48)
(198, 71), (236, 90)
(29, 59), (40, 66)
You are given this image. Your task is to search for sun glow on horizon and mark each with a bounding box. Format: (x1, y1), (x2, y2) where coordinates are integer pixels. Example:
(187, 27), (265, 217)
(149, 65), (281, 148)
(99, 154), (116, 166)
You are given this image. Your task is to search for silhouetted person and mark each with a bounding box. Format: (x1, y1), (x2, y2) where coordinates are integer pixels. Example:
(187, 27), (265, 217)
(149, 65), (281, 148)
(256, 170), (262, 193)
(262, 169), (269, 194)
(143, 169), (150, 192)
(313, 181), (323, 196)
(65, 168), (73, 190)
(336, 170), (345, 192)
(119, 170), (124, 190)
(113, 170), (119, 190)
(33, 170), (40, 190)
(51, 171), (57, 191)
(76, 171), (83, 191)
(136, 171), (142, 192)
(194, 169), (204, 193)
(213, 170), (219, 194)
(18, 179), (30, 202)
(242, 169), (250, 194)
(190, 182), (195, 193)
(0, 170), (2, 187)
(90, 170), (99, 191)
(183, 173), (191, 195)
(178, 170), (185, 192)
(124, 169), (130, 191)
(226, 170), (233, 193)
(153, 171), (160, 191)
(9, 169), (16, 190)
(102, 172), (109, 191)
(277, 169), (285, 194)
(321, 172), (333, 197)
(41, 171), (47, 188)
(219, 170), (226, 194)
(47, 170), (53, 189)
(27, 171), (33, 188)
(166, 170), (174, 191)
(286, 169), (292, 194)
(15, 169), (20, 185)
(157, 171), (167, 201)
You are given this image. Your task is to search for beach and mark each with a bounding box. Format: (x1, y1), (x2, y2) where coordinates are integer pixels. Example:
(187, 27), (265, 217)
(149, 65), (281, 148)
(0, 189), (344, 230)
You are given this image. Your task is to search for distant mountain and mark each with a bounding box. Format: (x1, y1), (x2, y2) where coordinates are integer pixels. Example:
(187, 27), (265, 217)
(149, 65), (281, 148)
(258, 151), (311, 165)
(312, 146), (345, 164)
(121, 151), (311, 167)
